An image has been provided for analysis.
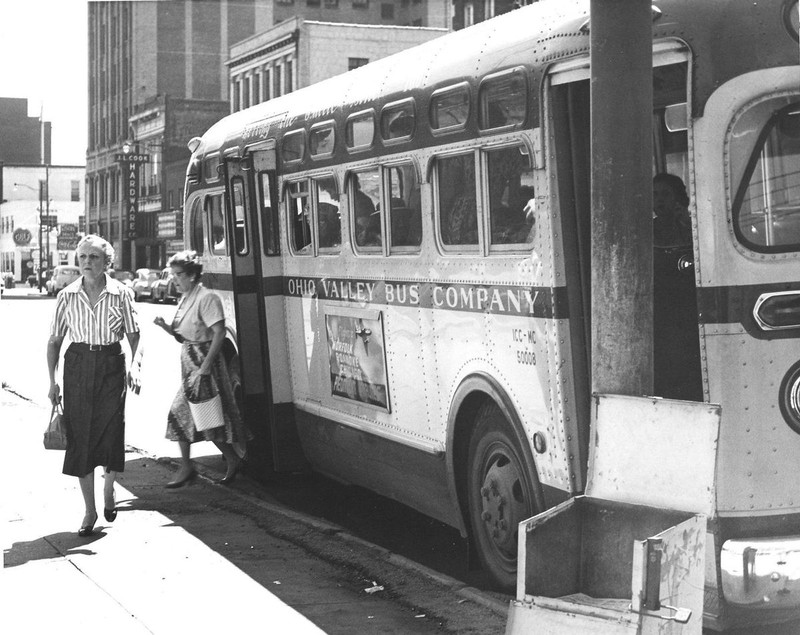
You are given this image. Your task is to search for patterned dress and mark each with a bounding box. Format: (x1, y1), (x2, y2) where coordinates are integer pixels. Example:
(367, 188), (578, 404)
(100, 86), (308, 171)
(165, 284), (251, 446)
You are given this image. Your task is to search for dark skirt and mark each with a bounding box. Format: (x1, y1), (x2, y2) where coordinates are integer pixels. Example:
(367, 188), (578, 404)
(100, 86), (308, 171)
(62, 343), (127, 477)
(166, 341), (251, 445)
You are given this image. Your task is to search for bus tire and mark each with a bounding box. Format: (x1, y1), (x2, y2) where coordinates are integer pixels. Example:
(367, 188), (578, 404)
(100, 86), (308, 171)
(467, 401), (540, 591)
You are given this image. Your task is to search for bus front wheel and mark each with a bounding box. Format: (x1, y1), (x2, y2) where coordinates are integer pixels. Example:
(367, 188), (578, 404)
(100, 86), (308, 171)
(467, 402), (539, 591)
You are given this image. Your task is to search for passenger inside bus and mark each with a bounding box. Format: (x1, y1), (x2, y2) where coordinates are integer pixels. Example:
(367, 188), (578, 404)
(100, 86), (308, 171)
(652, 173), (702, 401)
(352, 174), (381, 247)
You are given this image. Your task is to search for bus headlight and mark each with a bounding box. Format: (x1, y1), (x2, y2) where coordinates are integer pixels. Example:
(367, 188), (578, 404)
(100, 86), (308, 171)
(779, 360), (800, 434)
(784, 0), (799, 42)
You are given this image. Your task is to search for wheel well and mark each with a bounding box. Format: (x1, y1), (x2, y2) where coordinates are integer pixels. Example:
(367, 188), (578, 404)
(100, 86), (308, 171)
(452, 391), (490, 530)
(448, 376), (544, 538)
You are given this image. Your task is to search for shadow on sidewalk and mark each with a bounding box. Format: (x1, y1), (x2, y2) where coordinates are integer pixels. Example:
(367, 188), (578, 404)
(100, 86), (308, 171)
(4, 531), (105, 567)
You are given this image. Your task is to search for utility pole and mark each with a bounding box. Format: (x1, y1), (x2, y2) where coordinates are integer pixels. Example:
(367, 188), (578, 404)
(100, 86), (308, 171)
(38, 179), (45, 292)
(590, 0), (654, 396)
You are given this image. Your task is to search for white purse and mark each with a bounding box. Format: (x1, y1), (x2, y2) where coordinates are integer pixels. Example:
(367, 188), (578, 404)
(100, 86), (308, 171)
(187, 374), (224, 432)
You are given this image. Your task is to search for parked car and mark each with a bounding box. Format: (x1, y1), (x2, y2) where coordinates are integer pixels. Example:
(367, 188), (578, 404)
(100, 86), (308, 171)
(131, 268), (159, 301)
(46, 265), (81, 296)
(150, 267), (180, 303)
(108, 269), (135, 288)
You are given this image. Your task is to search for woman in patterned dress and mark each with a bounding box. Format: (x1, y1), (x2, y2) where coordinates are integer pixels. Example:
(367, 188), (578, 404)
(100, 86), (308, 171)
(153, 250), (250, 487)
(47, 234), (141, 536)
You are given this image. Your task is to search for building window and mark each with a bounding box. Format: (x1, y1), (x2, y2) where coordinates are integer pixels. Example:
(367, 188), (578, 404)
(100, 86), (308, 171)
(484, 0), (494, 19)
(253, 72), (261, 105)
(232, 77), (240, 111)
(324, 0), (339, 6)
(307, 0), (320, 5)
(243, 76), (251, 109)
(263, 68), (271, 101)
(71, 180), (80, 202)
(348, 57), (369, 71)
(352, 0), (368, 7)
(381, 3), (394, 19)
(464, 2), (475, 27)
(285, 58), (293, 94)
(274, 64), (282, 98)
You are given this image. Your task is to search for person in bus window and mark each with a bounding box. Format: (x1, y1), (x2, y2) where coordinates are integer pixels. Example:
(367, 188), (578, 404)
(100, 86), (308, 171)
(352, 174), (380, 246)
(153, 251), (252, 486)
(652, 173), (702, 401)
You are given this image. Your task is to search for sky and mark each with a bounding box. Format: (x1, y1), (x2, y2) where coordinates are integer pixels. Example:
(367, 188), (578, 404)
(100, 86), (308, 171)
(0, 0), (88, 166)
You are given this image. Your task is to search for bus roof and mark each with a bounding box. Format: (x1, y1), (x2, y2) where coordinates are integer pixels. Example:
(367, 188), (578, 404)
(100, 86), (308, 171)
(194, 0), (798, 161)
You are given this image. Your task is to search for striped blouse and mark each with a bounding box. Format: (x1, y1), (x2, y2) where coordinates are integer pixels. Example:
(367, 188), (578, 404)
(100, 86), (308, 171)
(50, 274), (140, 345)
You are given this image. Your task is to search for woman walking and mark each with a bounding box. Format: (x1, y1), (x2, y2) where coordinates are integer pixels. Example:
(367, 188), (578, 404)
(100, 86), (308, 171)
(47, 235), (140, 537)
(154, 250), (250, 487)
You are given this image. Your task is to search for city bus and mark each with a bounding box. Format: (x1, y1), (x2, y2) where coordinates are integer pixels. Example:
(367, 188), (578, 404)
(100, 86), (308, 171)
(182, 0), (800, 628)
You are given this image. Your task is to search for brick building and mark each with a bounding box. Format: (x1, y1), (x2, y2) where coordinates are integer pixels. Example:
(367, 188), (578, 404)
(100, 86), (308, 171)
(228, 18), (448, 112)
(0, 97), (51, 165)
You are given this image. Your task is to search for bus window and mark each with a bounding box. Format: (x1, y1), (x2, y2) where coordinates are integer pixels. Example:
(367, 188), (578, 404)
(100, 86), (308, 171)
(315, 176), (341, 251)
(189, 197), (204, 255)
(437, 153), (478, 247)
(479, 68), (527, 130)
(345, 111), (375, 151)
(281, 129), (305, 163)
(230, 177), (248, 255)
(288, 180), (312, 254)
(388, 164), (421, 250)
(430, 84), (470, 132)
(258, 172), (279, 256)
(351, 169), (382, 250)
(732, 100), (800, 251)
(486, 145), (535, 245)
(207, 194), (226, 255)
(381, 99), (415, 143)
(309, 122), (335, 158)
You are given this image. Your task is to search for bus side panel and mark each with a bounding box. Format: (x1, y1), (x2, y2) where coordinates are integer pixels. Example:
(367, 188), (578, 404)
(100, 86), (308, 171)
(294, 408), (461, 529)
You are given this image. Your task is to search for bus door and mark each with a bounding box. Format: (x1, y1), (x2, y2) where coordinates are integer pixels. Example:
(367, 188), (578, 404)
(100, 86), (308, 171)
(224, 147), (305, 472)
(547, 52), (700, 413)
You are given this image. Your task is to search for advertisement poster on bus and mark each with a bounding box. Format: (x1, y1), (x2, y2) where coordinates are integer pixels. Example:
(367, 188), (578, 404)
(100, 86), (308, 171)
(325, 312), (389, 410)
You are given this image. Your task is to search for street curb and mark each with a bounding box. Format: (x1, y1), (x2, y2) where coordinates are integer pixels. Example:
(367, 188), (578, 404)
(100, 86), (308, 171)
(132, 447), (510, 619)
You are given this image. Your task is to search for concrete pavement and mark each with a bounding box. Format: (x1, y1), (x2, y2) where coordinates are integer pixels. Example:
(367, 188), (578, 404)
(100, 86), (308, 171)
(1, 385), (507, 634)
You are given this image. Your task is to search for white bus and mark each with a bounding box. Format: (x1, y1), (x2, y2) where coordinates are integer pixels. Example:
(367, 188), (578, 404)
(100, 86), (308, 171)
(182, 0), (800, 628)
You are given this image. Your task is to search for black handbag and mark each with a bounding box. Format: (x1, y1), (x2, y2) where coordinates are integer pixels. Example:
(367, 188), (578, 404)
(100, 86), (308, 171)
(43, 402), (67, 450)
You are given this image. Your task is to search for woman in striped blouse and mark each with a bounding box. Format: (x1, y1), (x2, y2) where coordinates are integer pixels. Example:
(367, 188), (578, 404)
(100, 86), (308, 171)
(47, 235), (141, 537)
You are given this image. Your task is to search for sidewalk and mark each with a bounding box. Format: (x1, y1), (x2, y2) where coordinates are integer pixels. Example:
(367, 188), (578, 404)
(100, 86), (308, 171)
(1, 388), (507, 634)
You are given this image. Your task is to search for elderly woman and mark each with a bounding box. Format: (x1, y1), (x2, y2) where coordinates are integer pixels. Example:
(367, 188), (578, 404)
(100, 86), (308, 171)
(47, 234), (140, 537)
(154, 250), (250, 487)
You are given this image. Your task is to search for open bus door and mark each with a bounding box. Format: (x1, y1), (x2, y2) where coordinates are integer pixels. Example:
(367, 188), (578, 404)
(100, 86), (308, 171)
(223, 145), (305, 473)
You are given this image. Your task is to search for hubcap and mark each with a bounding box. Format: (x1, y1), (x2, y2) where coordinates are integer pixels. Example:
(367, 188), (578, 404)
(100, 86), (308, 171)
(478, 453), (527, 557)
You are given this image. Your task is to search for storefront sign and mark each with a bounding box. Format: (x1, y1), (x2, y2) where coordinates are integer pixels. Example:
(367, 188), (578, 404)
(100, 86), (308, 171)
(117, 149), (150, 240)
(13, 228), (32, 246)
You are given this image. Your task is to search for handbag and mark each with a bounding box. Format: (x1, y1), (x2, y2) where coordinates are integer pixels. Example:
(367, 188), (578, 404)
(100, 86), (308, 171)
(43, 402), (68, 450)
(187, 373), (225, 432)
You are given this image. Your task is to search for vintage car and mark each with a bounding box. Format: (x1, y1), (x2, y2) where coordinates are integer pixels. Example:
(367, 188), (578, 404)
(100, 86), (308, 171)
(45, 266), (81, 296)
(150, 267), (179, 303)
(131, 268), (159, 301)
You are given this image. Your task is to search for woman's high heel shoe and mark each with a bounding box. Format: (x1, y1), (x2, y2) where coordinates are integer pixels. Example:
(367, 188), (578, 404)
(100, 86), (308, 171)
(78, 512), (98, 537)
(165, 469), (196, 489)
(104, 490), (117, 522)
(217, 458), (242, 486)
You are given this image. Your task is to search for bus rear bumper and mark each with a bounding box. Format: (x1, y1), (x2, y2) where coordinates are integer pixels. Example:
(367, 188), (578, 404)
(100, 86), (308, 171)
(721, 537), (800, 607)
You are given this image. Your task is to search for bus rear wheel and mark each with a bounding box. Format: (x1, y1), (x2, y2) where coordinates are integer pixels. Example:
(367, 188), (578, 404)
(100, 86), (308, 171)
(467, 402), (539, 591)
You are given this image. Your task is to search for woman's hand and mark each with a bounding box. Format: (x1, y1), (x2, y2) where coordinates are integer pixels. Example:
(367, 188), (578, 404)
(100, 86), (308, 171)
(48, 382), (61, 406)
(153, 316), (172, 335)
